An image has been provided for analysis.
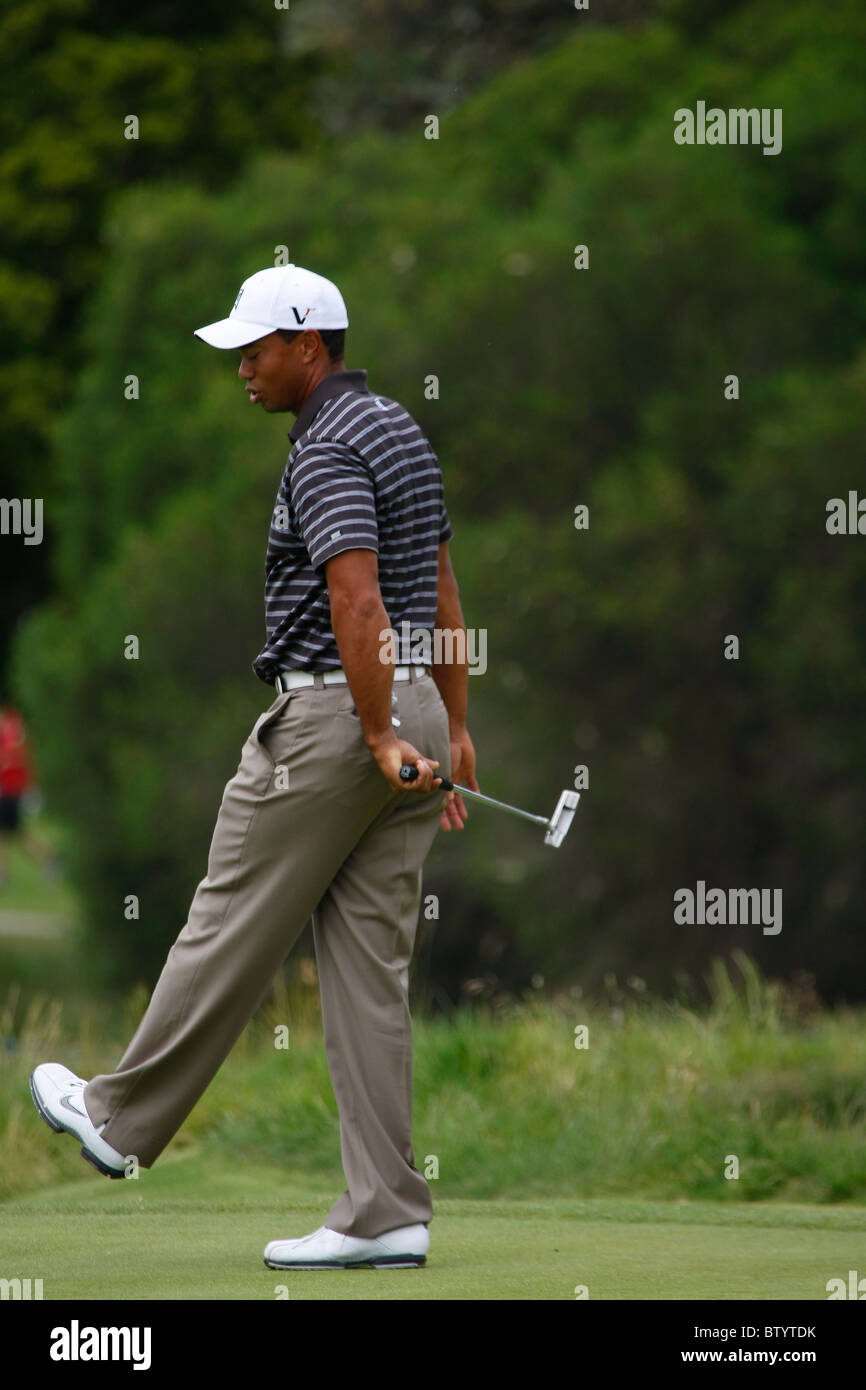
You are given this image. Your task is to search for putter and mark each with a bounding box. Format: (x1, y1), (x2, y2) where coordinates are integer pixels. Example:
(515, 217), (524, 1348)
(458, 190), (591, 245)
(399, 765), (579, 848)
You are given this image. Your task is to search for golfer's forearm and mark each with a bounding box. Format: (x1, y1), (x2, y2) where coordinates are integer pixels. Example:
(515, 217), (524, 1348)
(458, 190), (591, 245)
(431, 567), (468, 731)
(330, 597), (395, 746)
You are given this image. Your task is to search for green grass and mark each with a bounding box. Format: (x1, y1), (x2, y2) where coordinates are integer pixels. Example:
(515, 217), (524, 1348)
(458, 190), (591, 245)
(0, 815), (75, 916)
(1, 1155), (862, 1299)
(2, 851), (865, 1262)
(0, 821), (92, 1006)
(4, 949), (866, 1207)
(2, 868), (865, 1301)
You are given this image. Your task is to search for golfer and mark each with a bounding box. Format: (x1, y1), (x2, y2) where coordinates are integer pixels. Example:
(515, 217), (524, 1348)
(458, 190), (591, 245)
(30, 264), (479, 1270)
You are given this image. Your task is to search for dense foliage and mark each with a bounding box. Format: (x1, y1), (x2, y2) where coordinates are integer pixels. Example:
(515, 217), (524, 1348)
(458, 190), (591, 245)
(10, 2), (866, 1001)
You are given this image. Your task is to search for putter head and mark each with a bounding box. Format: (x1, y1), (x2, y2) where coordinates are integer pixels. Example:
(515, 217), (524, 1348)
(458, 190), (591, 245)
(544, 790), (580, 848)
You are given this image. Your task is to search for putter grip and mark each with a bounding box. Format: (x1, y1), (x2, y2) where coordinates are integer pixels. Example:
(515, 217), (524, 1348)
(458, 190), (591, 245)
(400, 764), (454, 791)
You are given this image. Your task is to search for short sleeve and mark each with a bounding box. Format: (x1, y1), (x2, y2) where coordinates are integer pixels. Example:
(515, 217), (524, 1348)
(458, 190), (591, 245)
(290, 440), (379, 572)
(440, 501), (453, 543)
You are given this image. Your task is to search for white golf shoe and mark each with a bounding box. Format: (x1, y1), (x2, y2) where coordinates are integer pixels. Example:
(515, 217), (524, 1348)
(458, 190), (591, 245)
(264, 1223), (429, 1269)
(29, 1062), (127, 1178)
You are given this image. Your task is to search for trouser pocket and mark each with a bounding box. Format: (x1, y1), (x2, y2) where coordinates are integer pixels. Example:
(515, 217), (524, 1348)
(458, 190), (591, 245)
(254, 691), (318, 770)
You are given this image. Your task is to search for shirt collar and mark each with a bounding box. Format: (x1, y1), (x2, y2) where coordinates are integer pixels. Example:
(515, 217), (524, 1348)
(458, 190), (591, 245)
(288, 369), (370, 444)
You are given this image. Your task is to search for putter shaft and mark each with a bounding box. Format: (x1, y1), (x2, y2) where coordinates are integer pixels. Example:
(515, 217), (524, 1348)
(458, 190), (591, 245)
(399, 765), (550, 828)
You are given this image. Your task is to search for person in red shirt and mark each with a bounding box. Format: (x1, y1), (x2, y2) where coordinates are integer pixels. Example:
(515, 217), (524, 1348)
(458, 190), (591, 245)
(0, 703), (55, 884)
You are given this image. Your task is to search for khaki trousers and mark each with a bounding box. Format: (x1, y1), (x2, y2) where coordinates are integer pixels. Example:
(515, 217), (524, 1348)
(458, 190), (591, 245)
(84, 667), (450, 1238)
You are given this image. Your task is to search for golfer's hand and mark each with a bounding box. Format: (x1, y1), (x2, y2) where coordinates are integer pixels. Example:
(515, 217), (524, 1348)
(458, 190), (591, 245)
(441, 727), (478, 832)
(366, 731), (442, 793)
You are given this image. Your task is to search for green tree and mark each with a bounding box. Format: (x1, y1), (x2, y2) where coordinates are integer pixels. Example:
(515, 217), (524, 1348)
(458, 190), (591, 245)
(13, 2), (866, 1001)
(0, 0), (326, 671)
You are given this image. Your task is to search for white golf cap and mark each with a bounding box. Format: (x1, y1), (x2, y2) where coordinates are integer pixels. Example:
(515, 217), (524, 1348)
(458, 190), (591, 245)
(194, 264), (349, 349)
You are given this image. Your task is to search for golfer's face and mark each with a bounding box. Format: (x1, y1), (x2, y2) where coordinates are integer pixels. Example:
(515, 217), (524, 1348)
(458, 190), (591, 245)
(237, 332), (302, 413)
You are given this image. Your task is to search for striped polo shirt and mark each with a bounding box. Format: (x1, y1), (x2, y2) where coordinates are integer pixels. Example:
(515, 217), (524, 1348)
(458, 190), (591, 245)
(252, 369), (453, 684)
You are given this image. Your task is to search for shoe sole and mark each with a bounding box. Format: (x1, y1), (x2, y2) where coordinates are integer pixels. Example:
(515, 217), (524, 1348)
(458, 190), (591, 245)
(29, 1072), (125, 1180)
(264, 1255), (426, 1270)
(80, 1146), (126, 1179)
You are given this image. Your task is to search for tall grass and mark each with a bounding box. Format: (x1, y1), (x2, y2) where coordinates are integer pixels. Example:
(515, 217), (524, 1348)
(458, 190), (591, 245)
(2, 952), (864, 1205)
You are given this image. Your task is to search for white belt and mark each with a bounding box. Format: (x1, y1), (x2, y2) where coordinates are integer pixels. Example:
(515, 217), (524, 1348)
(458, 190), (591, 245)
(276, 664), (428, 692)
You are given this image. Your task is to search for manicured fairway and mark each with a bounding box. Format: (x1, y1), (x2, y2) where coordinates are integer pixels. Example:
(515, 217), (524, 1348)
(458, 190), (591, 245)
(0, 1154), (862, 1300)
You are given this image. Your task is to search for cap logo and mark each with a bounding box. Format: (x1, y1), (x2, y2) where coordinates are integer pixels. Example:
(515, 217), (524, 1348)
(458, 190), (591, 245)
(232, 287), (245, 313)
(290, 306), (312, 324)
